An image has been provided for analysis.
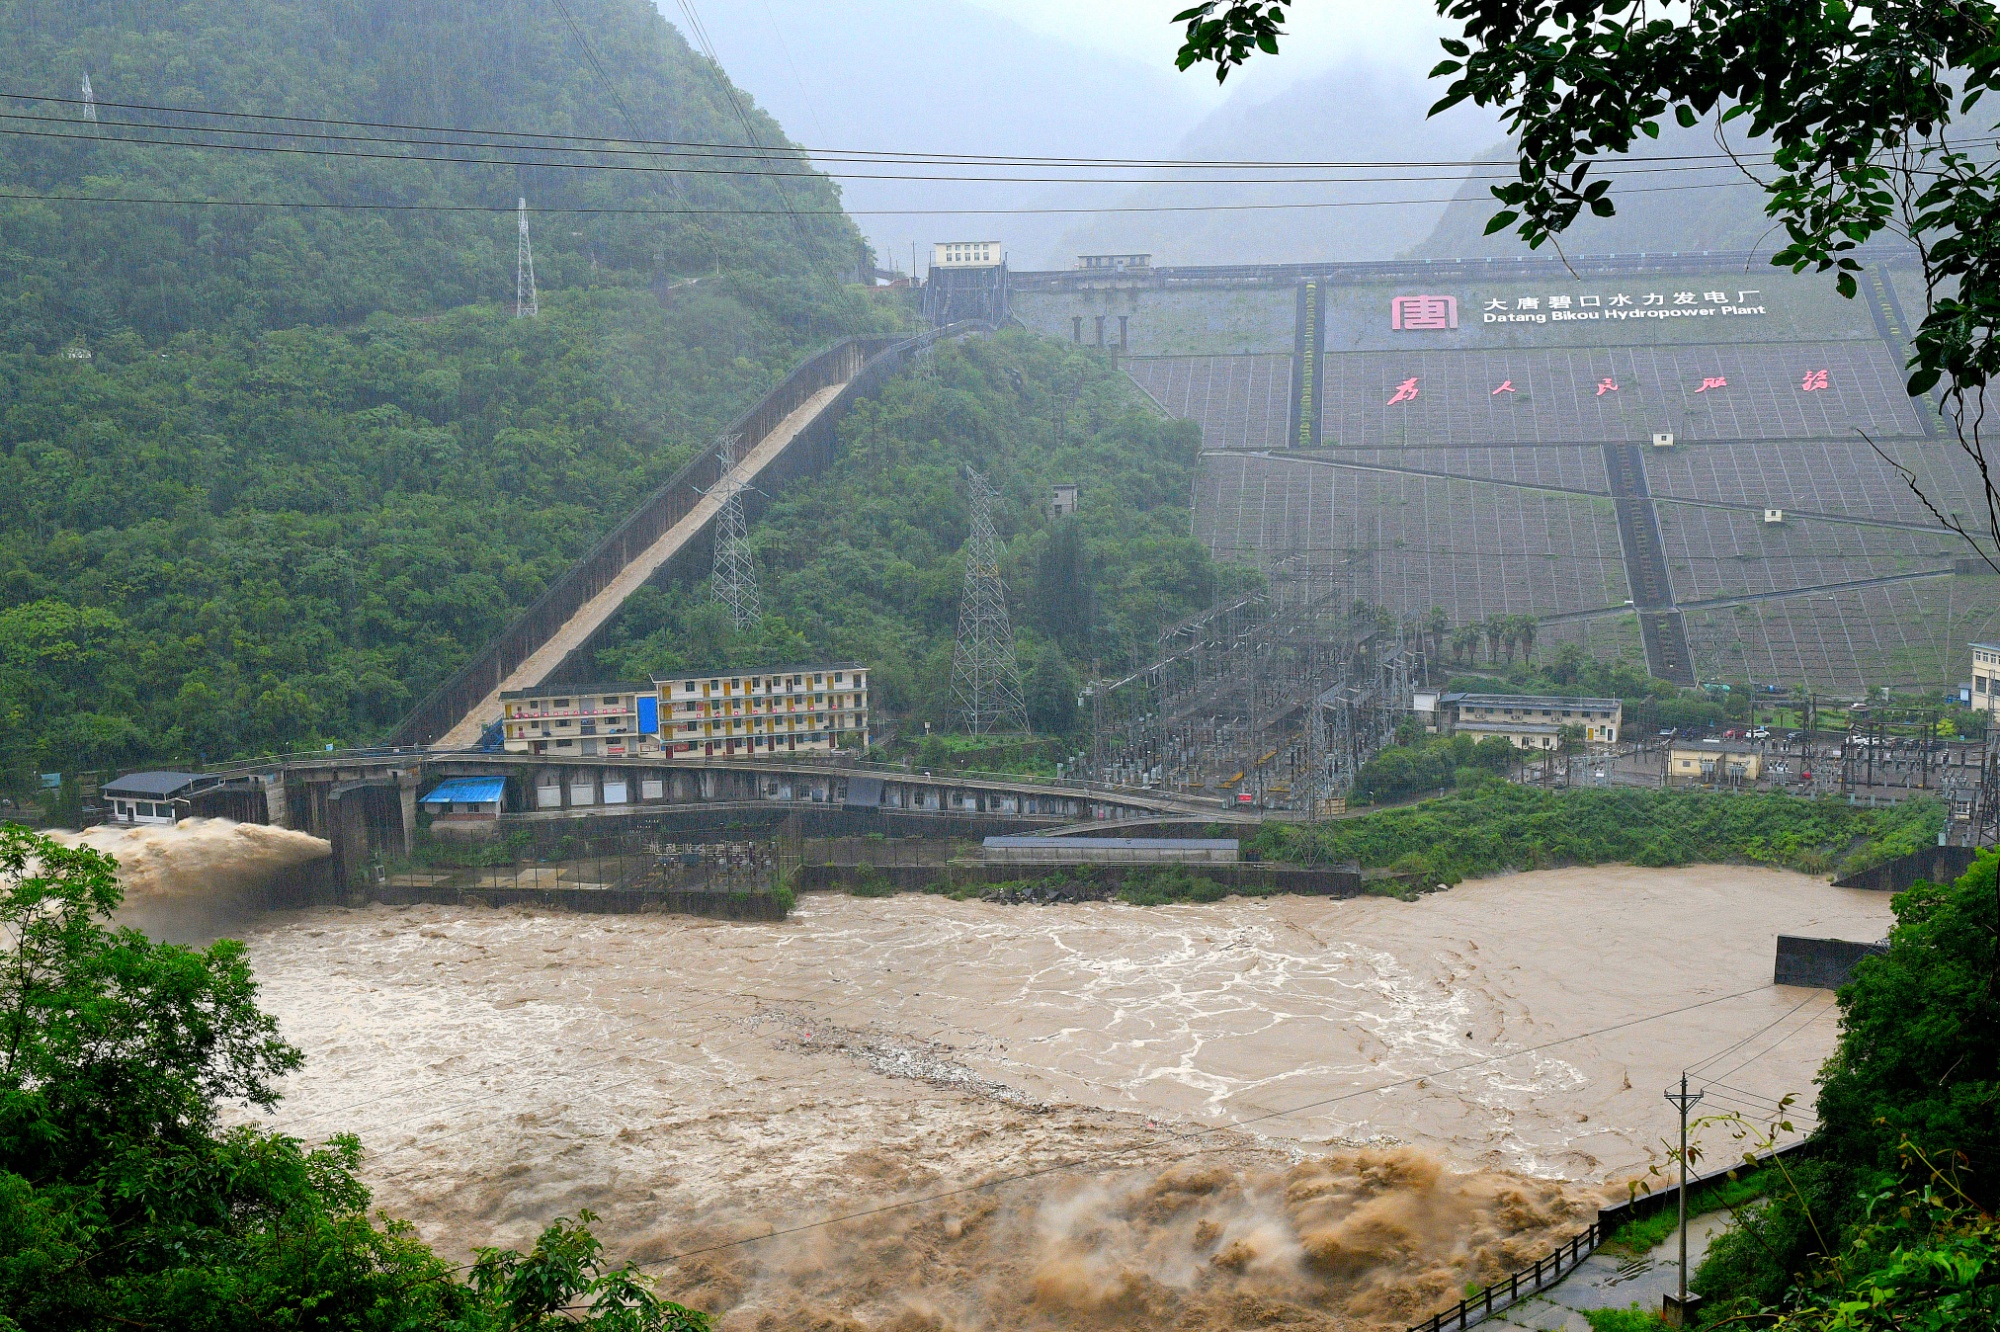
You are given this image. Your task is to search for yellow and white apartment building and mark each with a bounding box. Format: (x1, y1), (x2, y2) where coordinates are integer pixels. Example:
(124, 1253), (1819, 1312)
(500, 665), (870, 760)
(657, 665), (869, 759)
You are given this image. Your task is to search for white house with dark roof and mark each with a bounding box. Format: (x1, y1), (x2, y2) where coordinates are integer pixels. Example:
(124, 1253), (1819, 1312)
(101, 771), (216, 825)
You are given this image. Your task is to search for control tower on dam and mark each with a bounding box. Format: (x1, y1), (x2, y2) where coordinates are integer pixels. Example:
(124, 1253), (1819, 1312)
(1011, 252), (1995, 694)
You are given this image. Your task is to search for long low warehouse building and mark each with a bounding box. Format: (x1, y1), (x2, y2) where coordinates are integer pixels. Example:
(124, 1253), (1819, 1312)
(983, 836), (1240, 866)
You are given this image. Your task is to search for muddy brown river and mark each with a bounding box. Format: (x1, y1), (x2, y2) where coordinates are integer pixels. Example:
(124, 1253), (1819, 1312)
(222, 865), (1887, 1330)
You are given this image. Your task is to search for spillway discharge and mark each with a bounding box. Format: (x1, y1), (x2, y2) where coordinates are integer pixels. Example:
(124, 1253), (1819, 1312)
(48, 817), (331, 941)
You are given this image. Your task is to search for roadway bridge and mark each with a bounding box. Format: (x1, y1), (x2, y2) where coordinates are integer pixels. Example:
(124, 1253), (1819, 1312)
(193, 748), (1215, 887)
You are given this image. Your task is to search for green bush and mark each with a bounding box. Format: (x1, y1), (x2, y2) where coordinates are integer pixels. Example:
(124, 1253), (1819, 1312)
(1263, 787), (1943, 884)
(844, 864), (898, 898)
(1352, 733), (1516, 803)
(1691, 852), (2000, 1325)
(1583, 1309), (1666, 1332)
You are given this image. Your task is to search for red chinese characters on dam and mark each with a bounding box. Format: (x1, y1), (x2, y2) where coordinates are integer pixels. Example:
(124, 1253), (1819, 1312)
(1378, 369), (1835, 405)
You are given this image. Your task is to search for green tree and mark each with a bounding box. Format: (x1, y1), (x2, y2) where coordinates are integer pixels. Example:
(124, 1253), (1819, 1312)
(1026, 648), (1081, 734)
(1032, 518), (1095, 646)
(1691, 854), (2000, 1321)
(1173, 0), (2000, 568)
(0, 824), (710, 1330)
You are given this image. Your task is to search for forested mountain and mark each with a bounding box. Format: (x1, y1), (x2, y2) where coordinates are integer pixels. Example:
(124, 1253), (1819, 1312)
(1050, 58), (1502, 267)
(1409, 119), (1781, 258)
(593, 331), (1240, 730)
(0, 0), (859, 344)
(0, 0), (893, 780)
(685, 0), (1213, 272)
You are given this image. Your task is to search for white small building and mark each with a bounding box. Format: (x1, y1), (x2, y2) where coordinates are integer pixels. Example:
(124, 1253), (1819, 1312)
(933, 240), (1002, 269)
(1442, 694), (1622, 749)
(1050, 483), (1079, 518)
(419, 776), (507, 823)
(1971, 642), (2000, 715)
(102, 771), (212, 825)
(1075, 254), (1150, 272)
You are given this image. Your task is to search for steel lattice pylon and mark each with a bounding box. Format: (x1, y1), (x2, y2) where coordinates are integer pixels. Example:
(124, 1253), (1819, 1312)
(952, 466), (1027, 734)
(709, 435), (761, 629)
(515, 198), (539, 318)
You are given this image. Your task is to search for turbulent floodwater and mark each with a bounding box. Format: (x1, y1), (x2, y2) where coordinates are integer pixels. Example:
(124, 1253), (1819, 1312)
(51, 817), (330, 941)
(232, 866), (1892, 1330)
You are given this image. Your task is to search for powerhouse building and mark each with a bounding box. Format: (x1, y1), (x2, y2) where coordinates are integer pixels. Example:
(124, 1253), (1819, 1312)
(501, 665), (870, 760)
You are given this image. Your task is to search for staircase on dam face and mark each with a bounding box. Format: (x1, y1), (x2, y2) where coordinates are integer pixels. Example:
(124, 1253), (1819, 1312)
(1601, 441), (1697, 687)
(393, 329), (967, 750)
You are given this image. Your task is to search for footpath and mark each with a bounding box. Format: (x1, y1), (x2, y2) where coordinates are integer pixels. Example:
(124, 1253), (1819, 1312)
(1480, 1210), (1734, 1330)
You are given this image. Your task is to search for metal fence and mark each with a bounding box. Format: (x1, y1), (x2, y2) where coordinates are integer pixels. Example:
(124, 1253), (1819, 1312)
(1406, 1220), (1602, 1332)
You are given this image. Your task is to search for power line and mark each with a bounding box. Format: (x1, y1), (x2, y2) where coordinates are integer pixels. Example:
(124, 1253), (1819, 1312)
(543, 0), (689, 205)
(671, 0), (807, 236)
(0, 176), (1750, 219)
(0, 89), (1788, 170)
(0, 119), (1763, 187)
(638, 982), (1779, 1267)
(1685, 990), (1822, 1077)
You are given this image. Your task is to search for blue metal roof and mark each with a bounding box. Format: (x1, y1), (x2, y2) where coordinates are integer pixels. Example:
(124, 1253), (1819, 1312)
(420, 777), (507, 805)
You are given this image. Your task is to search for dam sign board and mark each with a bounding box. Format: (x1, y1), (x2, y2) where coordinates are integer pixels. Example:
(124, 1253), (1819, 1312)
(1397, 290), (1769, 330)
(1328, 269), (1865, 352)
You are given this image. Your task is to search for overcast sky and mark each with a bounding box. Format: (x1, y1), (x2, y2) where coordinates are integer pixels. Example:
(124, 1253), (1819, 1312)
(955, 0), (1459, 96)
(665, 1), (1482, 268)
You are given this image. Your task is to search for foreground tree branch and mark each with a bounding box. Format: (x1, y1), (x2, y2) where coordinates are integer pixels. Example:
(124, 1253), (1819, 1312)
(1173, 0), (2000, 567)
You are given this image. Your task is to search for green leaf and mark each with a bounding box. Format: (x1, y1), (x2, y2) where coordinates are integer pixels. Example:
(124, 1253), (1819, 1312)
(1675, 104), (1697, 127)
(1484, 210), (1521, 235)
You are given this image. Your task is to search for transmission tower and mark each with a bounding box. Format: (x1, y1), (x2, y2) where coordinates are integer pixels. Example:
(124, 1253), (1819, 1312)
(952, 467), (1028, 734)
(80, 73), (97, 123)
(708, 435), (761, 629)
(515, 198), (539, 318)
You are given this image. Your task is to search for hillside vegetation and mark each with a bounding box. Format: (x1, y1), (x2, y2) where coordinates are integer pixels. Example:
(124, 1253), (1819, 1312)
(595, 331), (1249, 729)
(1255, 786), (1944, 883)
(0, 0), (888, 783)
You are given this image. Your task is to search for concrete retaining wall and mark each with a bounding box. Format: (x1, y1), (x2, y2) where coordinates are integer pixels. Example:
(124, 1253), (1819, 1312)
(1774, 935), (1888, 988)
(1831, 845), (1978, 892)
(367, 882), (787, 920)
(1596, 1141), (1812, 1233)
(796, 862), (1363, 897)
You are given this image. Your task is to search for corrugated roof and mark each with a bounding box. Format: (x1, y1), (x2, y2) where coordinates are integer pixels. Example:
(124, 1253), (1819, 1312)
(102, 771), (207, 798)
(421, 777), (508, 805)
(499, 682), (650, 700)
(984, 837), (1239, 851)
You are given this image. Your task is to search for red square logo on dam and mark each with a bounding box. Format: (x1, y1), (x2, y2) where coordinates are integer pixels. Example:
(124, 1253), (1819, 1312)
(1392, 295), (1458, 330)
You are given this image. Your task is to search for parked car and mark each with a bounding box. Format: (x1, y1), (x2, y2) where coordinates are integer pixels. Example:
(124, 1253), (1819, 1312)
(1749, 727), (1771, 740)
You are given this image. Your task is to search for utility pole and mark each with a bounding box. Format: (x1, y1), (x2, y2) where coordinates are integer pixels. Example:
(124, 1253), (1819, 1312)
(1663, 1073), (1706, 1326)
(515, 198), (539, 318)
